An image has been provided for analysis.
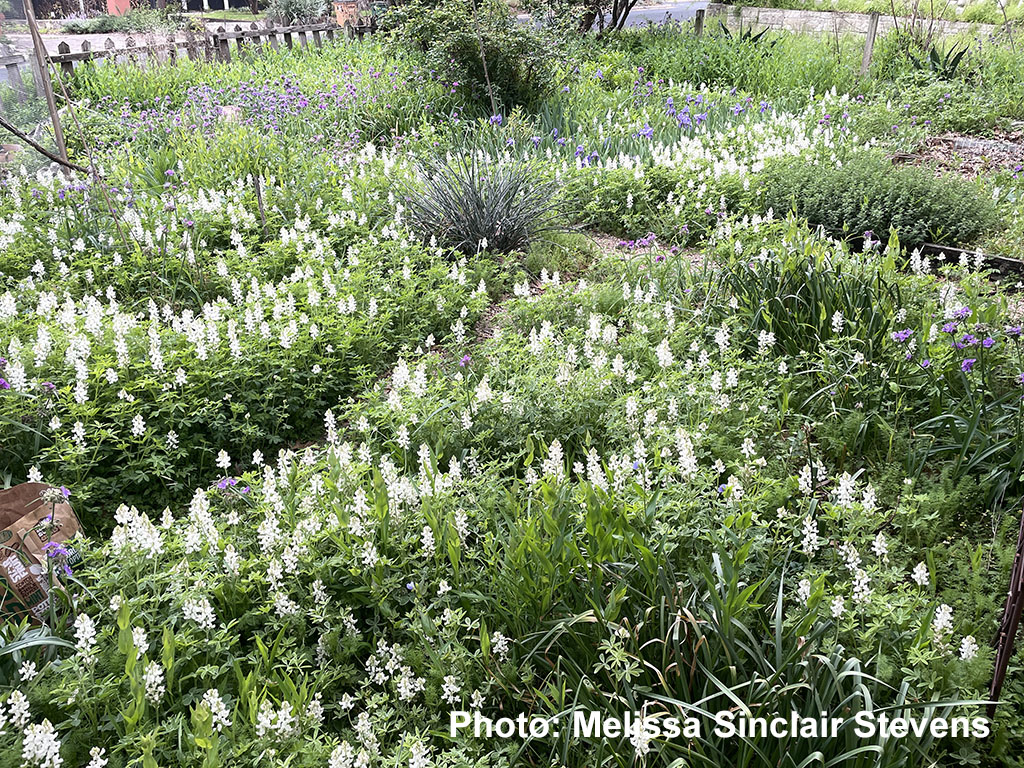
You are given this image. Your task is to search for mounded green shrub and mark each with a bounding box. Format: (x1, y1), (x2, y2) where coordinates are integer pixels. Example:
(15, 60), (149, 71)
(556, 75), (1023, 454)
(382, 0), (559, 111)
(757, 152), (999, 249)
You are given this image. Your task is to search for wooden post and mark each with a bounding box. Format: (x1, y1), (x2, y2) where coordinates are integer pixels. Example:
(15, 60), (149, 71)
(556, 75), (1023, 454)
(860, 11), (879, 77)
(215, 28), (231, 62)
(990, 508), (1024, 717)
(694, 8), (705, 36)
(24, 0), (70, 167)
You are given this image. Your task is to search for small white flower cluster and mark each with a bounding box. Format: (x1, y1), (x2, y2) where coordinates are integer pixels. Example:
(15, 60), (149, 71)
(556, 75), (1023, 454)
(202, 689), (233, 732)
(182, 596), (217, 630)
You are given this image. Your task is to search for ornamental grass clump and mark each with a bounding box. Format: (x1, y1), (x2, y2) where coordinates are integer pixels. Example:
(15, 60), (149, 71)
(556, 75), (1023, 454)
(402, 153), (564, 256)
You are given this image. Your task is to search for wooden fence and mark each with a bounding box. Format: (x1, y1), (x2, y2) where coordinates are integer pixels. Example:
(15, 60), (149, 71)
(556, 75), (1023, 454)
(45, 19), (372, 77)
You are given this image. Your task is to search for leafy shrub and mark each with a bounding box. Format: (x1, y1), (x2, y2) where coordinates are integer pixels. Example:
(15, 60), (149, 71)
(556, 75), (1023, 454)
(266, 0), (329, 25)
(757, 152), (999, 249)
(382, 0), (559, 111)
(401, 153), (563, 255)
(61, 9), (177, 35)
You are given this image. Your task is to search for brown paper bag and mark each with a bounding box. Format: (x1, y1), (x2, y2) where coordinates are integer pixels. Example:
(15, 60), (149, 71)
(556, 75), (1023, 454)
(0, 483), (83, 622)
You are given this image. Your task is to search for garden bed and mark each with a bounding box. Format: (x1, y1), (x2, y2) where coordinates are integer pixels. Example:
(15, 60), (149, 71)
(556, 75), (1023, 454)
(1, 6), (1024, 768)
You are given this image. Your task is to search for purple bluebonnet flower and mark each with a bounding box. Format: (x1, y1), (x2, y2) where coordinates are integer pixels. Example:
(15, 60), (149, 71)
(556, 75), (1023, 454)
(891, 329), (913, 343)
(920, 359), (931, 369)
(459, 355), (471, 367)
(953, 307), (972, 320)
(941, 322), (958, 334)
(0, 378), (8, 390)
(489, 114), (502, 126)
(982, 337), (996, 349)
(961, 358), (977, 373)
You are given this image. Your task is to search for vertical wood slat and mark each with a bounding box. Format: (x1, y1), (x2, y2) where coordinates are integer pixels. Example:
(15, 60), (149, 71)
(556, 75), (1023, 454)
(216, 27), (231, 63)
(56, 42), (74, 77)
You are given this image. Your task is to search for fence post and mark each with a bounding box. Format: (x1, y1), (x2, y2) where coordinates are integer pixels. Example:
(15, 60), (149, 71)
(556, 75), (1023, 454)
(56, 42), (74, 77)
(860, 11), (879, 77)
(215, 28), (231, 63)
(694, 8), (705, 36)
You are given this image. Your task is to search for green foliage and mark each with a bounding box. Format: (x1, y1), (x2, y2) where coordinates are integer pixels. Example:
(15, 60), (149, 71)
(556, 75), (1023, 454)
(3, 20), (1024, 768)
(911, 45), (969, 80)
(60, 9), (182, 35)
(382, 0), (559, 111)
(401, 152), (564, 255)
(266, 0), (329, 25)
(758, 152), (1000, 249)
(716, 219), (901, 358)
